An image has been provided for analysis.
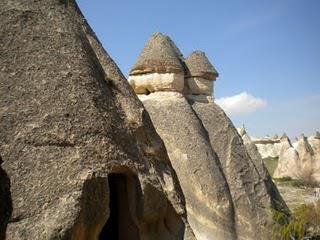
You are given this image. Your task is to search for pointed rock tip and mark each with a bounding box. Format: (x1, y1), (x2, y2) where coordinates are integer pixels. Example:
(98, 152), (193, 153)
(237, 124), (247, 136)
(129, 32), (184, 76)
(280, 133), (288, 139)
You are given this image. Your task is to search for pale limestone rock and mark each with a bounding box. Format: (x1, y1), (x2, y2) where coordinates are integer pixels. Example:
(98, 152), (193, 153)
(255, 142), (282, 159)
(129, 73), (184, 94)
(274, 134), (320, 182)
(308, 134), (320, 180)
(294, 135), (319, 181)
(236, 125), (247, 138)
(273, 136), (300, 179)
(250, 136), (282, 159)
(308, 133), (320, 155)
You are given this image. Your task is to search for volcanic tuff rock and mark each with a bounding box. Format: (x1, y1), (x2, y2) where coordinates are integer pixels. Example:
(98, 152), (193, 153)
(0, 156), (12, 240)
(139, 92), (237, 240)
(309, 133), (320, 180)
(191, 102), (287, 239)
(184, 51), (218, 97)
(129, 33), (185, 94)
(309, 132), (320, 157)
(251, 136), (282, 159)
(0, 1), (195, 239)
(130, 32), (288, 240)
(273, 135), (300, 179)
(184, 51), (218, 80)
(130, 32), (185, 76)
(274, 134), (320, 182)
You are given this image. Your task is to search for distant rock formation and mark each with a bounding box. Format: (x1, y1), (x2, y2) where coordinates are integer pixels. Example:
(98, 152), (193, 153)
(272, 135), (300, 179)
(273, 134), (320, 182)
(129, 32), (287, 240)
(0, 2), (195, 239)
(238, 128), (320, 182)
(250, 135), (282, 159)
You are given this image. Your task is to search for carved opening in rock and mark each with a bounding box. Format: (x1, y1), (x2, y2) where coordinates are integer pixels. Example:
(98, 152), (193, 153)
(99, 173), (140, 240)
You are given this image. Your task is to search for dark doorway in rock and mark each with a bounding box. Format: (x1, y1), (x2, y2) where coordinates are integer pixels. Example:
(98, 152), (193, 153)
(99, 173), (140, 240)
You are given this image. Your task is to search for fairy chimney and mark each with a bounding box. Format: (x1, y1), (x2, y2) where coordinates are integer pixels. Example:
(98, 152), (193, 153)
(129, 32), (185, 94)
(184, 51), (218, 99)
(129, 32), (288, 240)
(0, 3), (196, 239)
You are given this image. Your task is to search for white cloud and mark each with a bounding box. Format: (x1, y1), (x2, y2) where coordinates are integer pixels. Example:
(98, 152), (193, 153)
(215, 92), (267, 116)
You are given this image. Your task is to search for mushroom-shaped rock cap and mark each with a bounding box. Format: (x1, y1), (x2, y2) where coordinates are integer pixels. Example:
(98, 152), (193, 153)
(185, 50), (219, 80)
(129, 32), (184, 76)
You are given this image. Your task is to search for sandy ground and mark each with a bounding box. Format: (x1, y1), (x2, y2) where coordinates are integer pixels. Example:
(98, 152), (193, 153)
(275, 181), (320, 209)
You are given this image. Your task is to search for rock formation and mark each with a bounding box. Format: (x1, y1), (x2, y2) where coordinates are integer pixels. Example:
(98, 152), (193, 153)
(0, 1), (195, 239)
(129, 32), (287, 240)
(308, 132), (320, 156)
(0, 156), (12, 240)
(129, 32), (185, 94)
(184, 51), (218, 99)
(237, 126), (274, 178)
(250, 136), (282, 159)
(274, 134), (320, 182)
(132, 33), (237, 240)
(309, 132), (320, 180)
(295, 135), (315, 172)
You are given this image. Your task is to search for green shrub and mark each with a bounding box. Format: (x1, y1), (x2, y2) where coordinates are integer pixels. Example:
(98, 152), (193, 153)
(273, 175), (319, 188)
(273, 176), (293, 182)
(272, 200), (320, 239)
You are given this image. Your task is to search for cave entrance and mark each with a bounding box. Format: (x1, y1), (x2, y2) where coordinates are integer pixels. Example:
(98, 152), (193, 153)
(99, 173), (140, 240)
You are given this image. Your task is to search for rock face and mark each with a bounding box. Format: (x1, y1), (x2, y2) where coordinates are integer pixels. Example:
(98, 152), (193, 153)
(309, 132), (320, 150)
(129, 72), (184, 94)
(184, 51), (218, 98)
(0, 156), (12, 240)
(274, 134), (320, 182)
(251, 137), (282, 159)
(140, 92), (237, 240)
(238, 126), (275, 178)
(273, 135), (300, 179)
(129, 32), (185, 94)
(309, 133), (320, 180)
(191, 102), (286, 239)
(0, 1), (195, 239)
(129, 32), (287, 240)
(295, 135), (316, 176)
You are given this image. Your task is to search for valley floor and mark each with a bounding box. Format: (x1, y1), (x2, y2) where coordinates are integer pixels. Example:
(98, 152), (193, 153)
(276, 182), (319, 210)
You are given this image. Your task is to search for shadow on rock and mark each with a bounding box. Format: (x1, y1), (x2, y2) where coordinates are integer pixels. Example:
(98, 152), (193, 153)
(0, 156), (12, 240)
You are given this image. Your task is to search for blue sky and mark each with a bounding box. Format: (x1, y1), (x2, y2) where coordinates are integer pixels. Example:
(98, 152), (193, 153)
(77, 0), (320, 138)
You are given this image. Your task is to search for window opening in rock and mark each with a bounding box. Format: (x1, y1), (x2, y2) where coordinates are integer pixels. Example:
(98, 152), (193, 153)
(99, 173), (140, 240)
